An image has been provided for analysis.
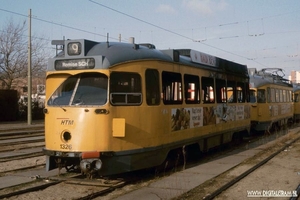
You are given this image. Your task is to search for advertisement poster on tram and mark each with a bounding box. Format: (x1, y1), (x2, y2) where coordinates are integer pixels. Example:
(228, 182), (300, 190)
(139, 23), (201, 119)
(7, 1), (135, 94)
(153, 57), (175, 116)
(171, 107), (203, 131)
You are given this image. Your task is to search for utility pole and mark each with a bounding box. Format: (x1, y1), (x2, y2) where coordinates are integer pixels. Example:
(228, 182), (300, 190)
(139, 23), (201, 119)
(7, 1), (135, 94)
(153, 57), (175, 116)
(27, 9), (32, 125)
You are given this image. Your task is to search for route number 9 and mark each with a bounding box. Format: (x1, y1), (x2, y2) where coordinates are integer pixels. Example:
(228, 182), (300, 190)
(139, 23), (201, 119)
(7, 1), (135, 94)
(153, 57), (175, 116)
(67, 42), (81, 55)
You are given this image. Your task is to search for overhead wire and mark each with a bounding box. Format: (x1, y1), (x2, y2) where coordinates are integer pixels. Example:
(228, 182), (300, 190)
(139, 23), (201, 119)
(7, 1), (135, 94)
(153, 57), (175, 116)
(1, 5), (247, 61)
(88, 0), (269, 66)
(88, 0), (194, 42)
(0, 3), (299, 68)
(0, 8), (119, 41)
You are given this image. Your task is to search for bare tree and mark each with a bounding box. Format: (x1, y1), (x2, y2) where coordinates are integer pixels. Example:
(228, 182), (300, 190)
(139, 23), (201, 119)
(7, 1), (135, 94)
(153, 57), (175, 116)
(0, 18), (49, 90)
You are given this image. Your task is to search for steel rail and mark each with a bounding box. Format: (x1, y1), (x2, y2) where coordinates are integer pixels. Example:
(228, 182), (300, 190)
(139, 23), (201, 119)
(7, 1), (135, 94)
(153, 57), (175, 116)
(0, 133), (44, 140)
(0, 152), (44, 162)
(0, 180), (61, 199)
(0, 138), (44, 147)
(204, 134), (300, 200)
(290, 184), (300, 200)
(0, 129), (44, 137)
(0, 144), (44, 153)
(0, 164), (45, 176)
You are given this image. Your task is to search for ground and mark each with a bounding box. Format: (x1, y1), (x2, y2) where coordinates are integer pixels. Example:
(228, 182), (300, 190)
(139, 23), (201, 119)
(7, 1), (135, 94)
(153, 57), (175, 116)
(176, 128), (300, 200)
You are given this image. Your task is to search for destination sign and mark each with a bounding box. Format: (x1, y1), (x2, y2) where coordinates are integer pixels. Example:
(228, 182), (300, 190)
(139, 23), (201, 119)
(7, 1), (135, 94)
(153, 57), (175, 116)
(55, 58), (95, 70)
(190, 49), (217, 67)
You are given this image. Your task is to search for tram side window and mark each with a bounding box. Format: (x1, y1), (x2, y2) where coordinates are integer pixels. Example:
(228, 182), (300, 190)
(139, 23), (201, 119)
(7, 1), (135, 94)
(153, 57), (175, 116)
(282, 90), (287, 102)
(146, 69), (160, 105)
(216, 79), (226, 103)
(279, 89), (283, 102)
(257, 89), (266, 103)
(275, 89), (279, 102)
(295, 93), (299, 102)
(246, 82), (250, 102)
(202, 77), (214, 103)
(110, 72), (142, 105)
(249, 89), (256, 103)
(184, 74), (200, 104)
(270, 88), (275, 102)
(237, 82), (245, 103)
(162, 71), (182, 104)
(227, 81), (236, 103)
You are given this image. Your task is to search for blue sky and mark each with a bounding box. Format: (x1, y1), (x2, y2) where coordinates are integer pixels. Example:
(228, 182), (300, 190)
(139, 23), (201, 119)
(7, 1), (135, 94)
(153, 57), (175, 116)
(1, 0), (299, 78)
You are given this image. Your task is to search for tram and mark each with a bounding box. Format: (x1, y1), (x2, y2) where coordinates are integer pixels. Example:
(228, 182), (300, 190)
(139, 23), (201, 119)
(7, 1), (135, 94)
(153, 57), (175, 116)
(43, 38), (250, 176)
(249, 68), (293, 132)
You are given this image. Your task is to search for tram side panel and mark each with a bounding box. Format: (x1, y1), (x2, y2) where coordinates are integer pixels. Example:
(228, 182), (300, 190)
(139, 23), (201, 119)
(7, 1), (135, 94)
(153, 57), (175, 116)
(100, 61), (251, 174)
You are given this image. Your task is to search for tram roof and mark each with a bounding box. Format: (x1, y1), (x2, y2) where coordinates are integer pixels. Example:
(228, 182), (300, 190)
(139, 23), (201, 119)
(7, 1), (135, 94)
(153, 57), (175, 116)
(249, 68), (292, 88)
(49, 39), (248, 77)
(293, 84), (300, 92)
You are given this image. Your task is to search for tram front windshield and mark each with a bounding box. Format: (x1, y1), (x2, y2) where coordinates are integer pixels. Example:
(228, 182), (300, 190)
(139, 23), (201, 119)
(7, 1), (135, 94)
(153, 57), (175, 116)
(48, 73), (108, 106)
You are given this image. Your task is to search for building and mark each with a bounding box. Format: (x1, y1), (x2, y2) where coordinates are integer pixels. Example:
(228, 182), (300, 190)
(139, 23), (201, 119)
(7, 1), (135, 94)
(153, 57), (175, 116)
(289, 70), (300, 84)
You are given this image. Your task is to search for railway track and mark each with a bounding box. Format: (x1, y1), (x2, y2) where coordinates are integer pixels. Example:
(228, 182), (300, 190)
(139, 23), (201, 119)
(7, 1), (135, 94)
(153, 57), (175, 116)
(0, 173), (127, 199)
(0, 129), (45, 163)
(203, 133), (300, 200)
(0, 129), (44, 138)
(1, 125), (299, 199)
(0, 127), (46, 178)
(0, 128), (44, 149)
(174, 125), (300, 200)
(0, 127), (133, 199)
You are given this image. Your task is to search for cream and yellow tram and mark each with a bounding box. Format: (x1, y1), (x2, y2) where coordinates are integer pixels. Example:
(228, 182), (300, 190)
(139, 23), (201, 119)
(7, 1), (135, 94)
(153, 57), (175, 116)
(249, 68), (293, 132)
(43, 39), (250, 176)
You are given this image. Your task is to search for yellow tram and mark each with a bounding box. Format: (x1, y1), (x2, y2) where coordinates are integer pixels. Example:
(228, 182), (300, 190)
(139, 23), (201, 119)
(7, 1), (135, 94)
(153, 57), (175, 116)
(43, 39), (250, 176)
(293, 84), (300, 122)
(249, 68), (293, 132)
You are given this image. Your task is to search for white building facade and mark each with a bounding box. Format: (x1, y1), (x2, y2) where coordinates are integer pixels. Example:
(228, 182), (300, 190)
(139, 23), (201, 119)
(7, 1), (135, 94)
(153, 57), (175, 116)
(289, 70), (300, 83)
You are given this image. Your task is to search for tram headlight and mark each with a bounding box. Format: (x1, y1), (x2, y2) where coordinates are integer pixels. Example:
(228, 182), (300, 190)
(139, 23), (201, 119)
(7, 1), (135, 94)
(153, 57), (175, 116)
(62, 131), (72, 142)
(43, 108), (48, 114)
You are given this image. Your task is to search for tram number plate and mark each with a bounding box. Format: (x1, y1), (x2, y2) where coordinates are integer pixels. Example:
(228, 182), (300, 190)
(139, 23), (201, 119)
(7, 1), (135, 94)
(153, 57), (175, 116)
(60, 144), (72, 150)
